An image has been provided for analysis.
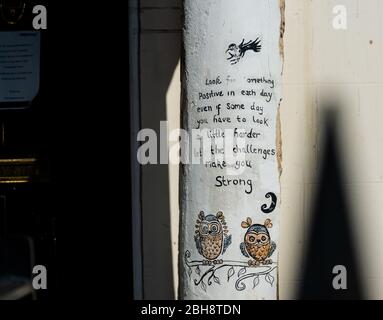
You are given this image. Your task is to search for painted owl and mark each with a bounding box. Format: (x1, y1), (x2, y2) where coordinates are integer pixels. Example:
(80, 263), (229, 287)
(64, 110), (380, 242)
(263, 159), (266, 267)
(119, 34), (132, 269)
(240, 218), (276, 266)
(194, 211), (232, 264)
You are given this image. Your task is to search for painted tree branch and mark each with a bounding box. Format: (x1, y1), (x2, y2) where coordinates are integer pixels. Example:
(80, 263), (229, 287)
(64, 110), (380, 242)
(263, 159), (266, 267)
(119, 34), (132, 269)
(185, 251), (277, 292)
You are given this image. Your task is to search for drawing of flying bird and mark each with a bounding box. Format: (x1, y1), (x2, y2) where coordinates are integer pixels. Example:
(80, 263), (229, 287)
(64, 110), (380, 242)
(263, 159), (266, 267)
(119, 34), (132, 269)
(226, 38), (262, 65)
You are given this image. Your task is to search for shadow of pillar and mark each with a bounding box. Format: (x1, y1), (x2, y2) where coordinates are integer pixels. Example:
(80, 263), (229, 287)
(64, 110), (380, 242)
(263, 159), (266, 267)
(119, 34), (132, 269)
(140, 1), (182, 300)
(298, 109), (365, 299)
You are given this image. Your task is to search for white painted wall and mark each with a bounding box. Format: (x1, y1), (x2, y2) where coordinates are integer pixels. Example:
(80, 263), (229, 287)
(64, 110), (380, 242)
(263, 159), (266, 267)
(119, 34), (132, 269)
(140, 0), (383, 299)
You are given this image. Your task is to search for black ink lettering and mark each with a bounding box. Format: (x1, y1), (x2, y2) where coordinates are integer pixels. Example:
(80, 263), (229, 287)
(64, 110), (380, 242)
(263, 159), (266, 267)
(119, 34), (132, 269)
(261, 192), (277, 214)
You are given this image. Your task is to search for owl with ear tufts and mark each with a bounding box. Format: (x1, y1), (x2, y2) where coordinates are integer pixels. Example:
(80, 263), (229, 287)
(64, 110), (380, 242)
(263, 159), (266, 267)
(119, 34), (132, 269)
(194, 211), (232, 265)
(240, 218), (276, 266)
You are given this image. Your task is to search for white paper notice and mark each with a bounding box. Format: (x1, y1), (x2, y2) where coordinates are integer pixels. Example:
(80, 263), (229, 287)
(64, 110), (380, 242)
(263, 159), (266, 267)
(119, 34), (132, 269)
(0, 31), (40, 104)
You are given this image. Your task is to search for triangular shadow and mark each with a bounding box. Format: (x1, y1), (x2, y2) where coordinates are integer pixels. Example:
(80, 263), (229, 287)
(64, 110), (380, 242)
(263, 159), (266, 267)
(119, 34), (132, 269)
(298, 109), (365, 299)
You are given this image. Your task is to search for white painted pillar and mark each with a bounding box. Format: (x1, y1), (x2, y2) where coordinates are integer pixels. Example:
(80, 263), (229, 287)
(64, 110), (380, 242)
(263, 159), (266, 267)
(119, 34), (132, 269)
(179, 0), (285, 300)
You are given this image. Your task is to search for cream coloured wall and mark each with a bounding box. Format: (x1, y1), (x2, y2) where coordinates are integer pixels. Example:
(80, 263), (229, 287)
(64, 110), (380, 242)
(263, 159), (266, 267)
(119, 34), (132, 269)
(280, 0), (383, 299)
(140, 0), (383, 299)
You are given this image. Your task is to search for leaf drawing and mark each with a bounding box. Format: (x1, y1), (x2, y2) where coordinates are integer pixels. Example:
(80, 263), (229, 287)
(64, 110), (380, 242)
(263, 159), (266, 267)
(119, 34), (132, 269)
(265, 273), (275, 286)
(227, 266), (235, 281)
(253, 275), (260, 289)
(213, 276), (221, 285)
(238, 267), (247, 277)
(201, 280), (207, 292)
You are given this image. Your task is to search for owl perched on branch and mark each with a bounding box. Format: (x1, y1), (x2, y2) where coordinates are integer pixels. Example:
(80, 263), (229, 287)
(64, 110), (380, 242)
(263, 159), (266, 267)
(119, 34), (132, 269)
(194, 211), (232, 265)
(240, 218), (276, 266)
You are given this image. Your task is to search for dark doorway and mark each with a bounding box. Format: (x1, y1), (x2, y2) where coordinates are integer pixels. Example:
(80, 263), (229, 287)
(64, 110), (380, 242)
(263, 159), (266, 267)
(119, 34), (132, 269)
(0, 0), (55, 300)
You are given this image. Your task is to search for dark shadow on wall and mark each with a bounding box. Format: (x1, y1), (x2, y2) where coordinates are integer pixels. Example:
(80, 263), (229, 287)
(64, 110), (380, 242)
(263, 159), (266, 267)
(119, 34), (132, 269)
(140, 0), (182, 299)
(298, 108), (365, 299)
